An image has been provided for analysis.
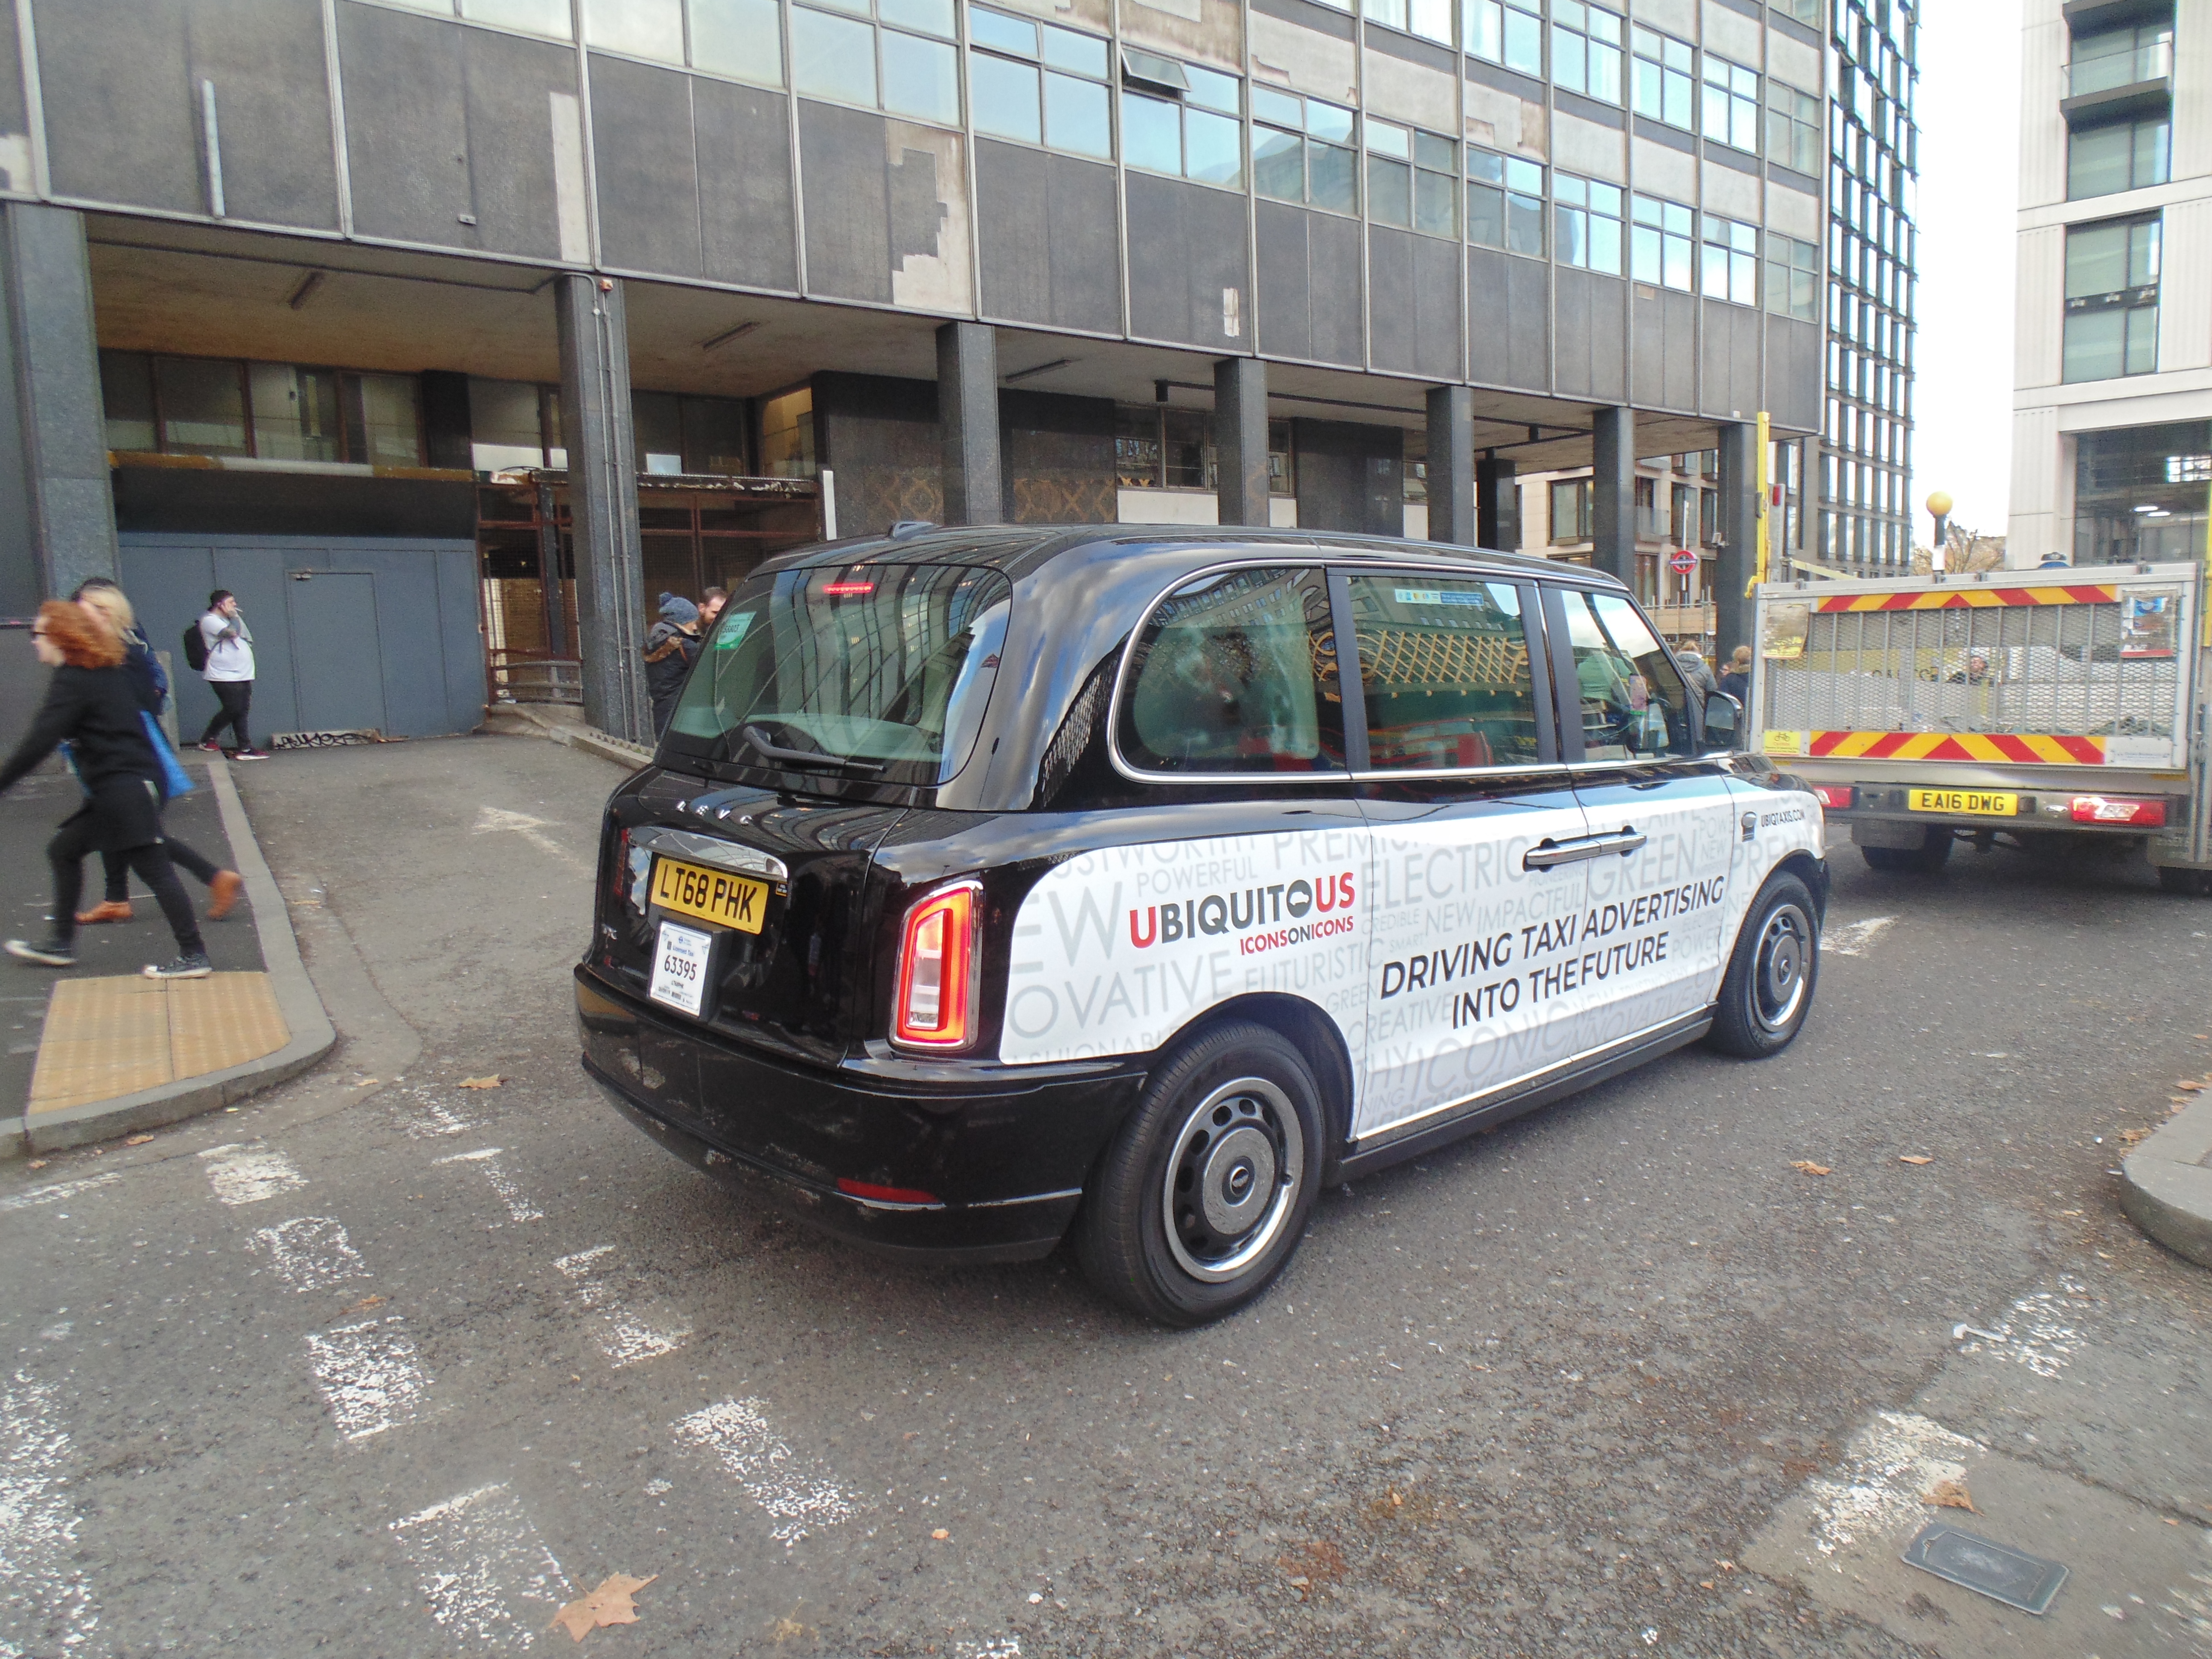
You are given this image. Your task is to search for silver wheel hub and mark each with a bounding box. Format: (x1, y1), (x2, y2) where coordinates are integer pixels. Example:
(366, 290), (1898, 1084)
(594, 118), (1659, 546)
(1753, 903), (1812, 1032)
(1161, 1076), (1305, 1284)
(1198, 1125), (1276, 1235)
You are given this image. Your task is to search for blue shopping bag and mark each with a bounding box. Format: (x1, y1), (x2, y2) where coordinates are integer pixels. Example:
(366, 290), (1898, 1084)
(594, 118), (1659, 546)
(141, 710), (195, 798)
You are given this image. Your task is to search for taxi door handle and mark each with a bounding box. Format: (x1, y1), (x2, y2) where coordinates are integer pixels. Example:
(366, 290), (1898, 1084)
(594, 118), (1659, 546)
(1523, 829), (1648, 870)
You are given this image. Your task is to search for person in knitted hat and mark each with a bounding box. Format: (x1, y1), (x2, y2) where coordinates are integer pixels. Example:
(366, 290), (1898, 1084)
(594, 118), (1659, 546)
(644, 592), (701, 737)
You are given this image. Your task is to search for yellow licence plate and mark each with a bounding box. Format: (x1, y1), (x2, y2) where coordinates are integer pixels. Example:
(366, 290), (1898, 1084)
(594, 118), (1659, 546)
(650, 857), (768, 933)
(1909, 789), (2018, 818)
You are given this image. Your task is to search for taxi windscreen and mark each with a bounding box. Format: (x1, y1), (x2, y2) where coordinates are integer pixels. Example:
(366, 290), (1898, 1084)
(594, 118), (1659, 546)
(665, 564), (1013, 785)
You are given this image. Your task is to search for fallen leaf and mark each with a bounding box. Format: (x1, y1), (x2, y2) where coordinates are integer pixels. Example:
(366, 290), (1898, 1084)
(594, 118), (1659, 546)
(24, 1160), (45, 1170)
(124, 1134), (153, 1146)
(1926, 1479), (1977, 1513)
(341, 1294), (386, 1315)
(931, 1529), (949, 1541)
(459, 1075), (504, 1089)
(1898, 1155), (1934, 1165)
(352, 1077), (379, 1088)
(2116, 1126), (2152, 1147)
(2173, 1097), (2193, 1106)
(549, 1573), (656, 1642)
(1790, 1161), (1831, 1176)
(1700, 1580), (1715, 1590)
(1715, 1560), (1737, 1572)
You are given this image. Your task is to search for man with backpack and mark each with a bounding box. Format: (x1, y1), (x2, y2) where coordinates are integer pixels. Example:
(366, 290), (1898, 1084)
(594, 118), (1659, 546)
(189, 590), (269, 760)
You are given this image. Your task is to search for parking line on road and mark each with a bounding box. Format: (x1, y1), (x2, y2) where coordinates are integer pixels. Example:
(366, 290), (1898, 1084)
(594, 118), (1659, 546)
(304, 1316), (433, 1441)
(1799, 1411), (1980, 1560)
(0, 1173), (120, 1213)
(553, 1245), (691, 1367)
(253, 1217), (372, 1293)
(391, 1483), (572, 1650)
(434, 1148), (544, 1223)
(1952, 1277), (2094, 1379)
(0, 1371), (98, 1653)
(1825, 917), (1895, 957)
(673, 1397), (858, 1545)
(199, 1142), (308, 1205)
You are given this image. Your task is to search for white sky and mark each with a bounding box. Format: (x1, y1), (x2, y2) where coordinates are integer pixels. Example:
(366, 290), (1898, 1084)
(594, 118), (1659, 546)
(1908, 0), (2024, 541)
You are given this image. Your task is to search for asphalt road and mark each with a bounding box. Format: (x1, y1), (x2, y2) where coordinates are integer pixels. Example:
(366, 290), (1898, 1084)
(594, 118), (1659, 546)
(1, 737), (2206, 1658)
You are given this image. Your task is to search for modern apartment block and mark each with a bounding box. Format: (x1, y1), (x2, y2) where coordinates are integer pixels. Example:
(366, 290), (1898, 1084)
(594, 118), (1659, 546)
(2013, 0), (2209, 570)
(0, 0), (1829, 740)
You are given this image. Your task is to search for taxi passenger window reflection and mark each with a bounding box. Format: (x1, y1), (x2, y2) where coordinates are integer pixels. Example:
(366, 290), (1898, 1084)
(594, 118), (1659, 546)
(1119, 567), (1344, 773)
(1564, 588), (1695, 760)
(1347, 576), (1539, 771)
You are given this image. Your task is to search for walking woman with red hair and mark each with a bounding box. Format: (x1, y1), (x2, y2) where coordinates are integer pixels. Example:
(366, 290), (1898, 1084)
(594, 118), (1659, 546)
(0, 600), (210, 976)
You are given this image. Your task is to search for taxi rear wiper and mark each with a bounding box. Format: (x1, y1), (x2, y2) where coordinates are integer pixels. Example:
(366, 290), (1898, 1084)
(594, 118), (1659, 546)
(739, 724), (885, 775)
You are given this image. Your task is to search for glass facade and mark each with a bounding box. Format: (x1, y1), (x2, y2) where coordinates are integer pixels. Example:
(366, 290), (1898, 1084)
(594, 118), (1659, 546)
(1819, 0), (1919, 570)
(2073, 422), (2212, 567)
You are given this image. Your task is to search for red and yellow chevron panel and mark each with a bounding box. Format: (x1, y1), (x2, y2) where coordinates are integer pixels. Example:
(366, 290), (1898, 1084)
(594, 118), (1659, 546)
(1806, 731), (2107, 764)
(1814, 585), (2118, 613)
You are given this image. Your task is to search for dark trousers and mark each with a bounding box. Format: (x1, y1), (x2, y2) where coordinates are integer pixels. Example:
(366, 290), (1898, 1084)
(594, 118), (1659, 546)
(102, 836), (219, 902)
(200, 680), (254, 750)
(49, 823), (202, 956)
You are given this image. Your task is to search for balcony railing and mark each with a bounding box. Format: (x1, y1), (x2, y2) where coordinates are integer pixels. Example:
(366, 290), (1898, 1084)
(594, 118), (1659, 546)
(2066, 38), (2173, 99)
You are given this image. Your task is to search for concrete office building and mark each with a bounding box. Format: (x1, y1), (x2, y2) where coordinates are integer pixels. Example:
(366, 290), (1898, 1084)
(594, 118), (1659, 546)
(2012, 0), (2210, 570)
(0, 0), (1828, 742)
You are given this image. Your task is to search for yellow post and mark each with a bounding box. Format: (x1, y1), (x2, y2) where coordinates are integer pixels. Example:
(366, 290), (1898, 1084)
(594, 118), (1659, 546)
(1746, 410), (1772, 597)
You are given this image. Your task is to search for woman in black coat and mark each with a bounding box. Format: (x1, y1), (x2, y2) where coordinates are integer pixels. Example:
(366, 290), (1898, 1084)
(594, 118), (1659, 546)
(0, 600), (210, 977)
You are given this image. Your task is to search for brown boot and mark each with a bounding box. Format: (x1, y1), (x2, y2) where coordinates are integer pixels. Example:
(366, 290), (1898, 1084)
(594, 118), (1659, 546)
(74, 900), (132, 925)
(207, 870), (244, 921)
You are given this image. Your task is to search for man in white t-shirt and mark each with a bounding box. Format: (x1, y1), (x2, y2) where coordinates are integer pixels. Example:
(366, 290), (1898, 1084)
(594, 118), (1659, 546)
(195, 590), (269, 760)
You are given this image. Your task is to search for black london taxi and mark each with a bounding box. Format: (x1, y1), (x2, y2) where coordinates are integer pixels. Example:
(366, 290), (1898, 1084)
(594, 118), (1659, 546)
(577, 525), (1828, 1326)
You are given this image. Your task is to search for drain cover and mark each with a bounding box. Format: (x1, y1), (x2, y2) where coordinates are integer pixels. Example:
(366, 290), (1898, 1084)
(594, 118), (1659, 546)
(1901, 1522), (2069, 1615)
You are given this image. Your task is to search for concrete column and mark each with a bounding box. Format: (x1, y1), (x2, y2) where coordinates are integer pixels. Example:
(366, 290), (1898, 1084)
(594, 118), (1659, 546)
(1214, 356), (1269, 527)
(1714, 419), (1758, 661)
(935, 321), (1001, 525)
(557, 274), (650, 743)
(1591, 405), (1636, 587)
(1425, 386), (1474, 545)
(1476, 456), (1518, 550)
(0, 204), (118, 612)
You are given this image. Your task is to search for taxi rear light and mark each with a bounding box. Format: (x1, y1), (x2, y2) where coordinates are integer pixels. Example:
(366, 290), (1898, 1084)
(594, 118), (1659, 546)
(893, 882), (981, 1050)
(836, 1178), (941, 1206)
(2071, 794), (2165, 827)
(1812, 785), (1854, 810)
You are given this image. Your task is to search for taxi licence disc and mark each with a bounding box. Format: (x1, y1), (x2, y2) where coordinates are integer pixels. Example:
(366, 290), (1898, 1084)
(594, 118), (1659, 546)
(650, 855), (768, 933)
(1908, 788), (2018, 818)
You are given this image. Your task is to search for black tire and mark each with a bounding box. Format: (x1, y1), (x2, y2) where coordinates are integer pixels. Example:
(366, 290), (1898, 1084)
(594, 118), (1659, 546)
(1860, 828), (1952, 874)
(1076, 1021), (1325, 1328)
(1706, 872), (1820, 1059)
(2159, 865), (2212, 898)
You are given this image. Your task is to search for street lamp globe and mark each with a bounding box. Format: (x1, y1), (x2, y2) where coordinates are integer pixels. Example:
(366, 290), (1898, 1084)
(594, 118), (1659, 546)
(1925, 490), (1953, 520)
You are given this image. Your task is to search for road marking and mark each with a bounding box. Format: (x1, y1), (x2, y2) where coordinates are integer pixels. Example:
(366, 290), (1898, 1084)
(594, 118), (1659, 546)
(393, 1083), (481, 1139)
(673, 1397), (858, 1545)
(1824, 917), (1895, 957)
(1953, 1277), (2092, 1378)
(553, 1246), (691, 1368)
(434, 1148), (543, 1223)
(253, 1217), (372, 1292)
(0, 1173), (120, 1213)
(1800, 1411), (1979, 1561)
(391, 1483), (571, 1650)
(0, 1371), (98, 1650)
(198, 1143), (308, 1205)
(953, 1642), (1022, 1658)
(304, 1316), (432, 1441)
(472, 806), (591, 873)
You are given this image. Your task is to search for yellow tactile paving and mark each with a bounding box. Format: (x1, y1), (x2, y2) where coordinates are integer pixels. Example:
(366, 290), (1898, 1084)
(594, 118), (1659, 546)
(26, 972), (291, 1115)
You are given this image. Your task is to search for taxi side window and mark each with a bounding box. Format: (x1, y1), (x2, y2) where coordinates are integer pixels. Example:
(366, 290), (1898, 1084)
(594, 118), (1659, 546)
(1563, 588), (1695, 761)
(1346, 575), (1542, 771)
(1118, 567), (1345, 774)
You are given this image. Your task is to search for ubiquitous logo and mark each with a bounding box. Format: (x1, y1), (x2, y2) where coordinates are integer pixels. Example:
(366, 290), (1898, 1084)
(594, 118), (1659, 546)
(1128, 872), (1357, 949)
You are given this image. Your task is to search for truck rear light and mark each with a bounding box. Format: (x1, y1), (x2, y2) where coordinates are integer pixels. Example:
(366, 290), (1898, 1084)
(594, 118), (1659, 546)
(2071, 794), (2165, 827)
(893, 882), (981, 1050)
(1812, 785), (1854, 810)
(836, 1178), (941, 1206)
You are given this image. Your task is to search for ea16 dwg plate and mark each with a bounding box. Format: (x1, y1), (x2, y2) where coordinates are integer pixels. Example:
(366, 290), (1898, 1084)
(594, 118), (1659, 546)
(1901, 1522), (2069, 1615)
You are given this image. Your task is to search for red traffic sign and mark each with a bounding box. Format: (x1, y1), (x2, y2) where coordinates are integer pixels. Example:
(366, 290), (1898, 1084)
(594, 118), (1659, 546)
(1667, 548), (1699, 575)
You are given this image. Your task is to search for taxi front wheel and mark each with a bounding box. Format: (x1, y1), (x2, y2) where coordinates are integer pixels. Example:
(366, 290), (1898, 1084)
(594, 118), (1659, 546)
(1076, 1021), (1324, 1328)
(1707, 873), (1820, 1059)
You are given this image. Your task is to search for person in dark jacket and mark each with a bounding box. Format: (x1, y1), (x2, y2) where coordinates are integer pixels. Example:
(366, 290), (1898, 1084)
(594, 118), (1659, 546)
(643, 592), (701, 736)
(72, 581), (242, 927)
(1717, 644), (1753, 709)
(0, 601), (212, 977)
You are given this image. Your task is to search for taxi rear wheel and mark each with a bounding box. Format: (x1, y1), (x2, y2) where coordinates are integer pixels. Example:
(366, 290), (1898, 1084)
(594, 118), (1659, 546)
(1076, 1022), (1323, 1328)
(1707, 872), (1819, 1059)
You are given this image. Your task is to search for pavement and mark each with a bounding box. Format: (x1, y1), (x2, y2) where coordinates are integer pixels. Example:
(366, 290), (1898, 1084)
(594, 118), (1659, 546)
(0, 738), (2206, 1657)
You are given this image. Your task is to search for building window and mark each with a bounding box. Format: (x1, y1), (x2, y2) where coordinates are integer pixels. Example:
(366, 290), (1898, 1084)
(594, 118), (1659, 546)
(2072, 421), (2212, 565)
(1633, 475), (1662, 539)
(1365, 0), (1452, 48)
(1629, 194), (1693, 290)
(1467, 0), (1543, 79)
(1553, 174), (1623, 274)
(1121, 50), (1243, 188)
(968, 7), (1111, 157)
(1367, 122), (1457, 236)
(2063, 215), (2160, 383)
(2068, 22), (2174, 99)
(759, 386), (815, 477)
(101, 350), (426, 466)
(1114, 408), (1294, 495)
(1778, 0), (1822, 25)
(1766, 81), (1821, 175)
(583, 0), (785, 86)
(1550, 477), (1593, 543)
(1669, 480), (1697, 545)
(791, 0), (958, 125)
(2068, 117), (2169, 200)
(400, 0), (573, 40)
(1552, 2), (1623, 104)
(1765, 233), (1819, 322)
(1630, 26), (1693, 130)
(1469, 148), (1545, 256)
(1253, 86), (1357, 213)
(1700, 54), (1759, 152)
(1701, 214), (1758, 305)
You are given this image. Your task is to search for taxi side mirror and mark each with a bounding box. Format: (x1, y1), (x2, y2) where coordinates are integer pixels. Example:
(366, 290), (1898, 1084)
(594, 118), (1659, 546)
(1702, 690), (1741, 751)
